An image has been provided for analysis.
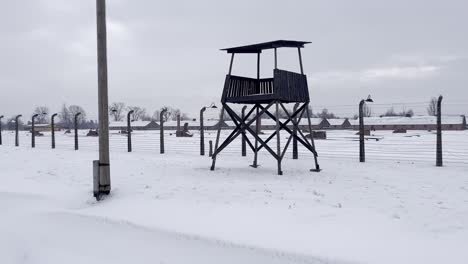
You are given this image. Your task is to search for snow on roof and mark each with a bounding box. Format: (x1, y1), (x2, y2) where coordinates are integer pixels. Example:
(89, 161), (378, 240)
(299, 118), (325, 126)
(164, 119), (220, 127)
(109, 121), (157, 128)
(327, 118), (348, 126)
(348, 116), (465, 126)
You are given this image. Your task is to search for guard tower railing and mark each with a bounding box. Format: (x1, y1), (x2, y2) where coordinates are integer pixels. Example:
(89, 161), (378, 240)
(222, 69), (309, 104)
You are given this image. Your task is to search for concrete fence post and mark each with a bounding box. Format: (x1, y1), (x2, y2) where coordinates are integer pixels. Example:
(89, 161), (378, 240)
(51, 113), (58, 149)
(127, 110), (134, 152)
(436, 95), (443, 167)
(32, 114), (39, 148)
(160, 109), (167, 154)
(200, 107), (206, 155)
(15, 115), (22, 147)
(74, 112), (81, 150)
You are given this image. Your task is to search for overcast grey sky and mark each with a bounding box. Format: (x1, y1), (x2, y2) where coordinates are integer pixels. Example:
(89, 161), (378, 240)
(1, 0), (467, 119)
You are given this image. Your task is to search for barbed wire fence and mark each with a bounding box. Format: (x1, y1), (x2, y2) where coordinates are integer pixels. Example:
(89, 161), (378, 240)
(1, 100), (467, 167)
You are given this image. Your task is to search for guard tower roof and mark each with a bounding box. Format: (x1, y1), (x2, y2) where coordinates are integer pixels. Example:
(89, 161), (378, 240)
(221, 40), (311, 54)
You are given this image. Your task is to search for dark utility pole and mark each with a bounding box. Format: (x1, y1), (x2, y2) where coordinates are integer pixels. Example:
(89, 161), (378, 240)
(94, 0), (111, 199)
(200, 106), (206, 156)
(160, 109), (167, 154)
(127, 110), (134, 152)
(436, 95), (443, 167)
(51, 113), (58, 149)
(31, 114), (39, 148)
(0, 115), (3, 145)
(15, 115), (22, 147)
(74, 112), (81, 150)
(359, 95), (373, 162)
(241, 106), (247, 156)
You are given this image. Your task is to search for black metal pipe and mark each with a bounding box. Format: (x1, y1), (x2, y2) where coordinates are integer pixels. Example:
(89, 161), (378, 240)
(15, 115), (22, 147)
(127, 110), (134, 152)
(31, 114), (39, 148)
(74, 112), (81, 150)
(51, 113), (58, 149)
(436, 95), (443, 167)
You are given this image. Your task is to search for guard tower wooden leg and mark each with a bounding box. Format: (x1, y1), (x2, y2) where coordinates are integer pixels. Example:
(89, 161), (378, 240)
(251, 104), (260, 168)
(210, 105), (225, 171)
(306, 103), (321, 172)
(275, 101), (283, 175)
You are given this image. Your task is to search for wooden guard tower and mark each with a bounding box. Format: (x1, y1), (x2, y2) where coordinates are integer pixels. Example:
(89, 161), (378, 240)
(210, 40), (320, 175)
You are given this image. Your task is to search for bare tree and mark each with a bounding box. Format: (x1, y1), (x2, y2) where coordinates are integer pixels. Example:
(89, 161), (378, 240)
(33, 106), (50, 123)
(427, 97), (437, 116)
(68, 105), (87, 126)
(382, 106), (398, 117)
(109, 102), (125, 121)
(317, 108), (336, 119)
(59, 104), (71, 128)
(127, 106), (146, 121)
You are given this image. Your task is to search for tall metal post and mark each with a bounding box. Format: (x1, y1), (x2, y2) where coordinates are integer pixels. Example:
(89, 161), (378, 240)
(74, 112), (81, 150)
(436, 95), (443, 167)
(15, 115), (22, 147)
(32, 114), (39, 148)
(127, 110), (134, 152)
(0, 115), (3, 145)
(359, 99), (365, 162)
(51, 113), (58, 149)
(241, 106), (247, 156)
(160, 109), (166, 154)
(200, 107), (206, 155)
(95, 0), (111, 198)
(292, 103), (299, 159)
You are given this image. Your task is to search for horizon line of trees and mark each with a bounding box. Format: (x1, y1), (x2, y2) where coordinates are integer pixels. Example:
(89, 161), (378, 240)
(0, 98), (456, 129)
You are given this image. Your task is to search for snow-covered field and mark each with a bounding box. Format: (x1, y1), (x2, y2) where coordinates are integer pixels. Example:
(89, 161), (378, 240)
(0, 130), (467, 263)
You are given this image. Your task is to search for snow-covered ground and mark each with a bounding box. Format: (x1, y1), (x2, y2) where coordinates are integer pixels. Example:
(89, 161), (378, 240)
(0, 130), (467, 263)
